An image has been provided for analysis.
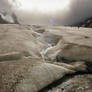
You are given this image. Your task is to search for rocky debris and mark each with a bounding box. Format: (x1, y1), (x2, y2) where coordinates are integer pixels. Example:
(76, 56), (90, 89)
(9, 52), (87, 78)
(60, 74), (92, 92)
(0, 58), (43, 92)
(47, 74), (92, 92)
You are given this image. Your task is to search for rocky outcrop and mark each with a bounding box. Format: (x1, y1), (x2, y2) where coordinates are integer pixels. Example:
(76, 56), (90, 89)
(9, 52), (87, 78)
(47, 74), (92, 92)
(60, 74), (92, 92)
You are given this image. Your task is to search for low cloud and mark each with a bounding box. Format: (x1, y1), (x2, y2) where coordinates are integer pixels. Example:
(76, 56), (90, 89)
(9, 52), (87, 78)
(57, 0), (92, 25)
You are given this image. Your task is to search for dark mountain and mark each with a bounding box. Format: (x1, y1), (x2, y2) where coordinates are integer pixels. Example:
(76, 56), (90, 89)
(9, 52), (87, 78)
(0, 14), (11, 24)
(0, 13), (19, 24)
(72, 17), (92, 28)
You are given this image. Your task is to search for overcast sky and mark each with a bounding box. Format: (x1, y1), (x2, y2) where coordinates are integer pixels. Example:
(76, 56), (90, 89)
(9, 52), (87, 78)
(0, 0), (92, 25)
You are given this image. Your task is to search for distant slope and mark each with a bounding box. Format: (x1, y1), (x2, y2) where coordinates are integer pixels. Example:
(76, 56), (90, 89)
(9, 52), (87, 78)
(72, 17), (92, 28)
(0, 14), (11, 24)
(0, 13), (19, 24)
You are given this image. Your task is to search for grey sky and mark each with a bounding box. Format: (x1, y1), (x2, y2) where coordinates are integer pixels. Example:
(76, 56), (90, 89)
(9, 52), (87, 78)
(0, 0), (92, 25)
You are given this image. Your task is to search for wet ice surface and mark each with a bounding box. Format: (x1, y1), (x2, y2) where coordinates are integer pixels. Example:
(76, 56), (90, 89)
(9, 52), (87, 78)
(0, 24), (92, 92)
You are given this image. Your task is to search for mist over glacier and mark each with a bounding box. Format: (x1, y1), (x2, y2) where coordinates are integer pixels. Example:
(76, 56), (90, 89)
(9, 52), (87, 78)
(0, 0), (92, 25)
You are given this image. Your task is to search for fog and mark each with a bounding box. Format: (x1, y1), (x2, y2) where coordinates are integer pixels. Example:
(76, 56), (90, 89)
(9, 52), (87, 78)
(0, 0), (92, 25)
